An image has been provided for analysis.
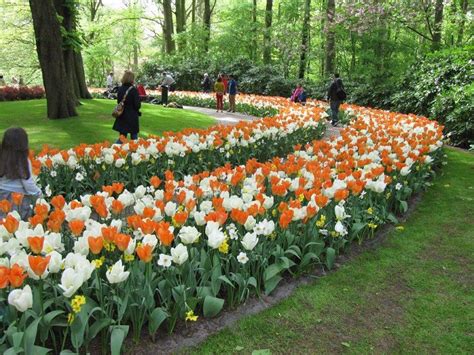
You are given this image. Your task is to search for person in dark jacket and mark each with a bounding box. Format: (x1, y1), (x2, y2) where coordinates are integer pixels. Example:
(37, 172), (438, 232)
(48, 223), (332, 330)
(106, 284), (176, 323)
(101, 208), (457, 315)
(227, 75), (237, 112)
(327, 73), (345, 126)
(113, 70), (141, 143)
(201, 73), (211, 93)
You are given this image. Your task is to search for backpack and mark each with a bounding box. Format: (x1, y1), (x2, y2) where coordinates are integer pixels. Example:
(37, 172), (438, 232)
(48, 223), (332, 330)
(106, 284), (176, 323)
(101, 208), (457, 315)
(336, 81), (347, 100)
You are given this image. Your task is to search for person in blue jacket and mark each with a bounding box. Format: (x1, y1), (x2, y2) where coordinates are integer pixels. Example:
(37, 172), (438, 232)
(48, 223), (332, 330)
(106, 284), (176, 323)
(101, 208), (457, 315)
(227, 75), (238, 112)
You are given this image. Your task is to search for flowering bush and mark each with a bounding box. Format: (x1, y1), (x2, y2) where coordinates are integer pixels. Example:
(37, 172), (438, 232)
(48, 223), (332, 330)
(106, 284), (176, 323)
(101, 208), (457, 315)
(0, 98), (443, 353)
(34, 97), (327, 199)
(0, 86), (45, 101)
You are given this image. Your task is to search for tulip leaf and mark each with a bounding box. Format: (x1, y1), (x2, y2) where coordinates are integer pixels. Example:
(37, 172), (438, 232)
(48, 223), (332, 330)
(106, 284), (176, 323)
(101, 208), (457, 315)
(110, 325), (129, 355)
(148, 307), (168, 336)
(264, 275), (282, 295)
(387, 213), (399, 224)
(400, 200), (408, 213)
(89, 318), (112, 340)
(263, 263), (283, 282)
(218, 275), (235, 288)
(23, 317), (40, 355)
(203, 296), (224, 318)
(326, 247), (336, 270)
(350, 222), (366, 237)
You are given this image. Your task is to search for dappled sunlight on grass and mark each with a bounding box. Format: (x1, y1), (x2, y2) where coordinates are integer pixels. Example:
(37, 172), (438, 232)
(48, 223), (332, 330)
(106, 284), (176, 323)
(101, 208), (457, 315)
(0, 99), (215, 151)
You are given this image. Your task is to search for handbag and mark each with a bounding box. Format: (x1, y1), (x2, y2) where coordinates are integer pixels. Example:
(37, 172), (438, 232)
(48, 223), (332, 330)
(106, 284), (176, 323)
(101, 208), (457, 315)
(112, 86), (133, 118)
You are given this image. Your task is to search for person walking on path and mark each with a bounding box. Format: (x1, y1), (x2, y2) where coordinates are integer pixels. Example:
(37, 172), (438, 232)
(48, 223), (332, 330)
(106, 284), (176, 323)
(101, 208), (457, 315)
(327, 73), (346, 126)
(227, 75), (237, 113)
(0, 127), (42, 220)
(113, 70), (141, 143)
(161, 72), (176, 105)
(106, 72), (114, 90)
(201, 73), (211, 93)
(214, 77), (225, 112)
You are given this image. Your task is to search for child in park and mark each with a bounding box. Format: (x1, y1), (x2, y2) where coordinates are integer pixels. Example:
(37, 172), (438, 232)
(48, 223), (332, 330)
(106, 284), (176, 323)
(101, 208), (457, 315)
(0, 127), (42, 219)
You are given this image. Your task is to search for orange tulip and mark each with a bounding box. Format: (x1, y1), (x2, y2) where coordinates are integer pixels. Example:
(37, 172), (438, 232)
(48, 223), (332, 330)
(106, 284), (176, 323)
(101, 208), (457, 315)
(9, 264), (27, 288)
(27, 236), (44, 254)
(29, 214), (44, 227)
(111, 200), (124, 215)
(114, 233), (131, 252)
(0, 266), (9, 288)
(156, 226), (174, 247)
(11, 192), (24, 206)
(136, 244), (153, 263)
(51, 195), (66, 210)
(69, 220), (85, 236)
(28, 255), (51, 276)
(88, 236), (104, 254)
(150, 176), (162, 188)
(0, 199), (11, 214)
(3, 214), (19, 234)
(173, 211), (188, 225)
(101, 226), (118, 242)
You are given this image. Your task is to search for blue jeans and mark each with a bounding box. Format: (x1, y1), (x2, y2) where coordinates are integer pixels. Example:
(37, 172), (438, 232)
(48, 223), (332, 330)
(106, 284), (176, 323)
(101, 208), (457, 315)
(116, 132), (138, 144)
(330, 100), (341, 123)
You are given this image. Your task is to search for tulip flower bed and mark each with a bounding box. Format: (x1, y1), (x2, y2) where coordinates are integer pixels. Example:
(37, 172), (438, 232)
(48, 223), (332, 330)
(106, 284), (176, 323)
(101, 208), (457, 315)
(34, 101), (327, 199)
(0, 100), (443, 354)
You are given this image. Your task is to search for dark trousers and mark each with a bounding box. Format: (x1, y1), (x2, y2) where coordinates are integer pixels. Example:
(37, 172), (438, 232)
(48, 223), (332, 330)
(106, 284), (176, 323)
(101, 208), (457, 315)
(330, 100), (341, 123)
(161, 85), (169, 105)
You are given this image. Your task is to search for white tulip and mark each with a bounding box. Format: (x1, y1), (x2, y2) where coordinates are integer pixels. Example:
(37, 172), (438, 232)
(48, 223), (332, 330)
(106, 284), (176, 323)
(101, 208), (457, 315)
(106, 260), (130, 284)
(244, 216), (256, 231)
(178, 226), (201, 244)
(59, 268), (84, 297)
(47, 251), (63, 273)
(164, 201), (177, 217)
(171, 243), (189, 265)
(207, 229), (226, 249)
(8, 285), (33, 312)
(142, 234), (158, 249)
(241, 232), (258, 251)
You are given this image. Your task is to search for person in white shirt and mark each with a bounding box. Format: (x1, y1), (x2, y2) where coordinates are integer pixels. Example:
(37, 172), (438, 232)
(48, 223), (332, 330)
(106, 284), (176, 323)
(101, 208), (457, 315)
(106, 72), (114, 89)
(160, 72), (175, 105)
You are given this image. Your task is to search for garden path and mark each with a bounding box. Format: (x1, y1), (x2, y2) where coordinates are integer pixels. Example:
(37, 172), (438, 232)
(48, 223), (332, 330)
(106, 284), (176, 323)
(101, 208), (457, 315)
(184, 105), (342, 138)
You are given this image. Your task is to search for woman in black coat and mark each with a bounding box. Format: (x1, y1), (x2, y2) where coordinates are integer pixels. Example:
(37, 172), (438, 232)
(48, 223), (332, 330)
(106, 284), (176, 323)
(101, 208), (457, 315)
(113, 70), (141, 143)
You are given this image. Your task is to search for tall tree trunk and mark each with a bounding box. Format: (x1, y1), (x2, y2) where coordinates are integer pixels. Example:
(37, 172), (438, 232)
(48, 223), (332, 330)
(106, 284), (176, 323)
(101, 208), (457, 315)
(192, 0), (196, 23)
(175, 0), (186, 50)
(432, 0), (444, 51)
(457, 0), (468, 45)
(324, 0), (335, 76)
(320, 0), (326, 76)
(29, 0), (77, 119)
(203, 0), (211, 52)
(163, 0), (176, 53)
(263, 0), (273, 64)
(350, 31), (356, 74)
(251, 0), (257, 61)
(54, 0), (91, 100)
(298, 0), (311, 79)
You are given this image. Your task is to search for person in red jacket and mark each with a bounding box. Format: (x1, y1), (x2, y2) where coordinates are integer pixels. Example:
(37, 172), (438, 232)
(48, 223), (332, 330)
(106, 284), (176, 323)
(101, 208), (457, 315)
(136, 83), (148, 102)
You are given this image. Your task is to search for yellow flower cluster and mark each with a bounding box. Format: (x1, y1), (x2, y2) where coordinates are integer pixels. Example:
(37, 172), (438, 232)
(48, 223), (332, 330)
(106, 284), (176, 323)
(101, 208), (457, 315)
(316, 215), (326, 228)
(92, 256), (105, 269)
(368, 223), (378, 229)
(219, 238), (230, 254)
(185, 310), (198, 322)
(71, 295), (86, 314)
(367, 207), (373, 215)
(124, 253), (135, 262)
(104, 240), (116, 252)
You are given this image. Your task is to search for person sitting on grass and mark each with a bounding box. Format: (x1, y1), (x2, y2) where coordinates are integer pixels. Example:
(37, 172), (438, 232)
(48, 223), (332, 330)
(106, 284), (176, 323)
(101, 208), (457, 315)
(297, 85), (307, 105)
(214, 76), (225, 112)
(290, 84), (303, 102)
(0, 127), (42, 220)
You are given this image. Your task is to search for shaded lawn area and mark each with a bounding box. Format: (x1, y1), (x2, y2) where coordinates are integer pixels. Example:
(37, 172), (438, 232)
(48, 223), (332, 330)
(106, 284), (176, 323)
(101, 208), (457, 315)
(0, 99), (215, 151)
(190, 148), (474, 354)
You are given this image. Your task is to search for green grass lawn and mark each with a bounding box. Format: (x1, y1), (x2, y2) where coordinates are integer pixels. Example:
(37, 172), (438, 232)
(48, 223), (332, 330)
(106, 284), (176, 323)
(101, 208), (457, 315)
(190, 148), (474, 354)
(0, 99), (215, 151)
